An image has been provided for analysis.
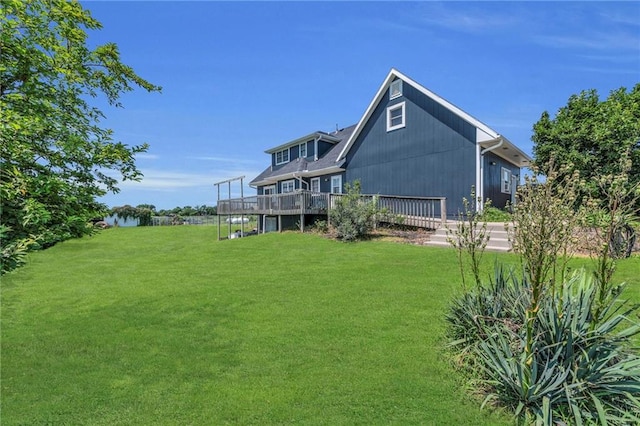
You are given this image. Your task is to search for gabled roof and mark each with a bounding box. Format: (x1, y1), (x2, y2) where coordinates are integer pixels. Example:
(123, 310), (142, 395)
(250, 125), (357, 186)
(336, 68), (531, 167)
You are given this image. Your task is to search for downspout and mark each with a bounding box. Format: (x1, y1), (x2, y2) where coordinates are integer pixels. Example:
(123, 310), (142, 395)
(478, 136), (503, 212)
(313, 136), (320, 161)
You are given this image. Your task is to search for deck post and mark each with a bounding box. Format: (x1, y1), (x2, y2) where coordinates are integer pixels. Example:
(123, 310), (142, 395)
(213, 175), (245, 240)
(240, 177), (244, 236)
(440, 198), (447, 227)
(216, 183), (220, 241)
(300, 192), (304, 232)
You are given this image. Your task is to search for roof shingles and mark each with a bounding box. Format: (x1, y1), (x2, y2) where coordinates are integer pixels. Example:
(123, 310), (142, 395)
(250, 124), (356, 185)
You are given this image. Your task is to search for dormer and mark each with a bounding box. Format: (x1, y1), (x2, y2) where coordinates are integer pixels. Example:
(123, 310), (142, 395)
(266, 131), (341, 168)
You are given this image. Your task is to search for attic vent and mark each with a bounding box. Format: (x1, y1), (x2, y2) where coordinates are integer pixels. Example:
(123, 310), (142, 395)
(390, 80), (403, 99)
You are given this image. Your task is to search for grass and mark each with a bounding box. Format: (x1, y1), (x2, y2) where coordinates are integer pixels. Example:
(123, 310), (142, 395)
(1, 227), (638, 425)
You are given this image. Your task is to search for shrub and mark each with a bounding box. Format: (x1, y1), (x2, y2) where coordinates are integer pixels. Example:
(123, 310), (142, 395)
(310, 219), (328, 234)
(447, 265), (529, 357)
(445, 187), (491, 288)
(329, 181), (385, 241)
(447, 268), (640, 425)
(1, 226), (36, 274)
(479, 206), (512, 222)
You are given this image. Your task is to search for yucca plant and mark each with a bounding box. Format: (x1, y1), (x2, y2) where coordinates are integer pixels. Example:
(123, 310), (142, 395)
(449, 268), (640, 425)
(447, 264), (529, 355)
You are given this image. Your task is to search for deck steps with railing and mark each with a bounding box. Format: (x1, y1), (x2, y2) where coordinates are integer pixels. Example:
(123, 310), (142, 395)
(425, 222), (513, 252)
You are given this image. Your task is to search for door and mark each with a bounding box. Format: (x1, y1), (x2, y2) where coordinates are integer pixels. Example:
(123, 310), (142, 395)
(263, 185), (275, 210)
(510, 175), (518, 206)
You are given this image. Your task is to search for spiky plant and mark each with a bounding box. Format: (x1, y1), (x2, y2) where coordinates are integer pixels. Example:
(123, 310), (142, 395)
(452, 269), (640, 425)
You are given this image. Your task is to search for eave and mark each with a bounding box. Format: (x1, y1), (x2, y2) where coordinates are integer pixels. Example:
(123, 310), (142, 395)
(265, 131), (341, 154)
(250, 165), (345, 187)
(479, 137), (531, 168)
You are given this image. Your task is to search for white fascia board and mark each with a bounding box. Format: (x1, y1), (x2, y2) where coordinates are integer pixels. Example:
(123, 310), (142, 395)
(476, 128), (499, 143)
(338, 68), (506, 161)
(337, 70), (397, 161)
(479, 136), (532, 167)
(265, 132), (341, 154)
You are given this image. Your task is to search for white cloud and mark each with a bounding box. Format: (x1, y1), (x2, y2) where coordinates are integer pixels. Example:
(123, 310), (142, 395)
(414, 3), (521, 33)
(533, 31), (640, 51)
(116, 168), (262, 193)
(135, 153), (160, 160)
(186, 155), (260, 165)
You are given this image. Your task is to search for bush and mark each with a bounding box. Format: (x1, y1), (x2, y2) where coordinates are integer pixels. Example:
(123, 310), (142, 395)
(1, 226), (36, 274)
(329, 181), (385, 241)
(479, 206), (511, 222)
(310, 219), (328, 234)
(447, 268), (640, 425)
(446, 265), (529, 356)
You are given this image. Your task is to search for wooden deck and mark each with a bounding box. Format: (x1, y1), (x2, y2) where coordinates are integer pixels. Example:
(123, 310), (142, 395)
(217, 191), (447, 230)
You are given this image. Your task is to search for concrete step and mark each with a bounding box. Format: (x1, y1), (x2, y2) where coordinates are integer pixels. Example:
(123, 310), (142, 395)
(425, 222), (513, 252)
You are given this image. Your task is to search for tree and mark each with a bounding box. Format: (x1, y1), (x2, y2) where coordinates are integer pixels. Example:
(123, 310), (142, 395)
(532, 85), (640, 206)
(110, 205), (152, 226)
(136, 204), (157, 213)
(0, 0), (160, 272)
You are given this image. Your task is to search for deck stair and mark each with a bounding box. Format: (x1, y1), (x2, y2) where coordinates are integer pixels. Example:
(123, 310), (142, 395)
(426, 222), (513, 252)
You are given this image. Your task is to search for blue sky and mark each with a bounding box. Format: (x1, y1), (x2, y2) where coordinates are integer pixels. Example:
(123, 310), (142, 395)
(83, 1), (640, 210)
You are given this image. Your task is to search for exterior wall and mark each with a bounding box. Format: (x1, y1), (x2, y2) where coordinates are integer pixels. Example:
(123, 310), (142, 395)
(317, 140), (334, 158)
(483, 151), (519, 209)
(345, 80), (477, 217)
(258, 172), (346, 195)
(307, 141), (315, 159)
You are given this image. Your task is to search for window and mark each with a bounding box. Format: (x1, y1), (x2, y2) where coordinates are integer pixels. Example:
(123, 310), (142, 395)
(299, 143), (307, 158)
(281, 179), (295, 193)
(275, 148), (289, 165)
(386, 102), (406, 131)
(330, 175), (342, 194)
(263, 185), (275, 195)
(501, 167), (512, 194)
(389, 79), (403, 99)
(311, 177), (320, 193)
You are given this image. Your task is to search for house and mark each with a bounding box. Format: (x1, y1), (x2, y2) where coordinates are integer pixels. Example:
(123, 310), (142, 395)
(239, 69), (531, 232)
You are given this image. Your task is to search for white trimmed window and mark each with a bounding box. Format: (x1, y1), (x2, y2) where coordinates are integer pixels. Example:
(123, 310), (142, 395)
(311, 177), (320, 193)
(299, 143), (307, 158)
(330, 175), (342, 194)
(386, 102), (406, 132)
(389, 79), (403, 100)
(263, 185), (275, 195)
(501, 167), (512, 194)
(281, 179), (295, 193)
(275, 148), (289, 165)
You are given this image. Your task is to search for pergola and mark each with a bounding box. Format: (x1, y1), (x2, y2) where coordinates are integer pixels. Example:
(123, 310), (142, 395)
(213, 176), (246, 241)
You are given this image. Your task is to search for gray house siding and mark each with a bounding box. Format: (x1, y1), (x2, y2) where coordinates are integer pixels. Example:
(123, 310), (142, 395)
(483, 152), (519, 208)
(317, 141), (334, 158)
(345, 81), (477, 216)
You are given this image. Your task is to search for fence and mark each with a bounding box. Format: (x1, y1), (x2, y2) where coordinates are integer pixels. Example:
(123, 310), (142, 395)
(150, 215), (257, 226)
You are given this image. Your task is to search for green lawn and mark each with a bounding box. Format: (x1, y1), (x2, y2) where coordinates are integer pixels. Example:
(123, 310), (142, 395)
(2, 227), (638, 425)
